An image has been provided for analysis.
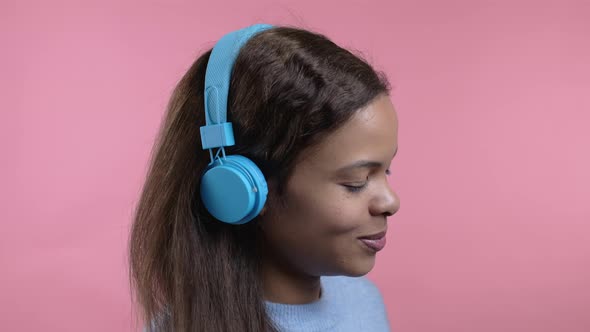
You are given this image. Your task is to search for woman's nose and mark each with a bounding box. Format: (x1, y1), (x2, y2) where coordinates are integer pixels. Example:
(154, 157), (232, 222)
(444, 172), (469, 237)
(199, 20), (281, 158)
(370, 181), (400, 218)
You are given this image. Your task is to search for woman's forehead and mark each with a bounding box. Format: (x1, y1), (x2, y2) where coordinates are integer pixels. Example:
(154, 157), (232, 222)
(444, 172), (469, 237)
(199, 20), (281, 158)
(301, 95), (398, 171)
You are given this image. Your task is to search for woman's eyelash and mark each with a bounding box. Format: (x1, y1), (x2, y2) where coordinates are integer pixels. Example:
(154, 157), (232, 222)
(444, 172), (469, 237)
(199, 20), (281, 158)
(343, 169), (391, 193)
(343, 175), (370, 193)
(343, 182), (368, 193)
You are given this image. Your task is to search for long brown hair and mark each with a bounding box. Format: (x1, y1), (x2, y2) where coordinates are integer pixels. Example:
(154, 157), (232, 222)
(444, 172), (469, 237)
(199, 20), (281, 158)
(128, 25), (391, 331)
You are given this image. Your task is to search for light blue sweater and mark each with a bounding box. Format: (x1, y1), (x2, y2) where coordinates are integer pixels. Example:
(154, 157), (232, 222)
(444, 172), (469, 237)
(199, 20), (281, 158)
(144, 276), (390, 331)
(265, 276), (390, 332)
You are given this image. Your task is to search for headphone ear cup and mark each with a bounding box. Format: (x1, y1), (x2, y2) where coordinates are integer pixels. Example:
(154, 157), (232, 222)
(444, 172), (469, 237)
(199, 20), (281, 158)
(200, 155), (268, 224)
(225, 155), (268, 221)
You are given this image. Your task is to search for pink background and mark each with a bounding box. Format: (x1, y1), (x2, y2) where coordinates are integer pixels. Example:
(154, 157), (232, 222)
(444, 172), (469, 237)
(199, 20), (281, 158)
(2, 0), (589, 331)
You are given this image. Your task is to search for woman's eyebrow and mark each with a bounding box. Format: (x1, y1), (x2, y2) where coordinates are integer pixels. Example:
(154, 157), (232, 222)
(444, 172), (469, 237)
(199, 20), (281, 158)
(336, 147), (398, 173)
(337, 160), (383, 172)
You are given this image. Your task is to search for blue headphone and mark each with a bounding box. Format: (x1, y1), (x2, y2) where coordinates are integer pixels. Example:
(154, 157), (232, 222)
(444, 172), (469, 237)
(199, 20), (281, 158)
(199, 24), (273, 225)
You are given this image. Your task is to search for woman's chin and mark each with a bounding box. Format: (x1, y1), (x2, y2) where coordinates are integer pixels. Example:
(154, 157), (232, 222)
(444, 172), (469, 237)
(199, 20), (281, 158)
(341, 256), (376, 277)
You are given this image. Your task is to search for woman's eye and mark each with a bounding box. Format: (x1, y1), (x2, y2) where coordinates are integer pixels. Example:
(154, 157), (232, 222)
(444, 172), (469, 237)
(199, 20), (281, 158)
(343, 183), (367, 193)
(342, 176), (369, 193)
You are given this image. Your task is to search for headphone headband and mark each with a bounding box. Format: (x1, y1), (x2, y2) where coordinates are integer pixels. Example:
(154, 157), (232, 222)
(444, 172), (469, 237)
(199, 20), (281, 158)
(200, 24), (273, 150)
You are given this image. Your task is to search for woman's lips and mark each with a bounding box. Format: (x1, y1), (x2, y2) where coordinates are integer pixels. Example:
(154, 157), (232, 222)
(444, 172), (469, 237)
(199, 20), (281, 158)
(359, 232), (387, 252)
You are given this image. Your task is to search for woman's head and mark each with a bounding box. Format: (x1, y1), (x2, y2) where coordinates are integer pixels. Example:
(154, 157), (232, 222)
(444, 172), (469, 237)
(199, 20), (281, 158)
(129, 25), (398, 331)
(258, 93), (399, 282)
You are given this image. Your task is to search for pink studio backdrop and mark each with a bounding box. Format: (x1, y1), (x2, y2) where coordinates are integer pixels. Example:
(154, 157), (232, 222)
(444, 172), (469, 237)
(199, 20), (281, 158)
(2, 0), (589, 331)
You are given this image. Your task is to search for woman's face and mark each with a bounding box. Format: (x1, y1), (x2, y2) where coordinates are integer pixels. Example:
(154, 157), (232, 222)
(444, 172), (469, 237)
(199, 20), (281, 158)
(259, 94), (400, 277)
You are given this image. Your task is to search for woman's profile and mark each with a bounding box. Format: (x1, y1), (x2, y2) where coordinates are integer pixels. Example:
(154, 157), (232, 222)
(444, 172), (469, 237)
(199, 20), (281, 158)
(129, 23), (400, 332)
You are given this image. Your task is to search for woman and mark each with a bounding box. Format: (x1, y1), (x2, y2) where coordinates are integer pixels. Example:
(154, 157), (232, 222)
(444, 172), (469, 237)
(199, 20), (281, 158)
(129, 23), (400, 331)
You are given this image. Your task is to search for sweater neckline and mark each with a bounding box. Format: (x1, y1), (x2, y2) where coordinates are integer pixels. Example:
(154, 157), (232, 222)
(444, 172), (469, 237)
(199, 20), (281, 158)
(264, 278), (338, 330)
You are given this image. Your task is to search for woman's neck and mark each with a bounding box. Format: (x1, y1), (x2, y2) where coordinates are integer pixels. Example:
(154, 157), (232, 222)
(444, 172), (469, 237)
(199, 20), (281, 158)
(260, 259), (321, 304)
(258, 242), (321, 304)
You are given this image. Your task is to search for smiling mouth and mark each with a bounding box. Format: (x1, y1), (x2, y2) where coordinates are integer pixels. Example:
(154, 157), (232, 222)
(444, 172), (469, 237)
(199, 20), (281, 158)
(358, 231), (387, 252)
